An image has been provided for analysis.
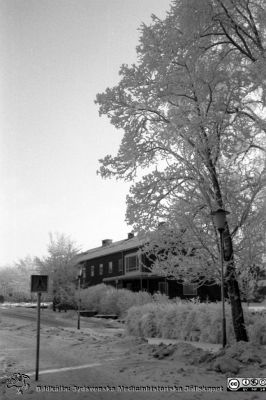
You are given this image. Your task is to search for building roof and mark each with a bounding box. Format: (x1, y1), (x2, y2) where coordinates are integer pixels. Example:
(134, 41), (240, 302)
(73, 235), (146, 264)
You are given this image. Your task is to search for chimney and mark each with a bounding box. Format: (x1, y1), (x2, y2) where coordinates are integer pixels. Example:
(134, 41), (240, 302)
(102, 239), (113, 247)
(127, 232), (134, 239)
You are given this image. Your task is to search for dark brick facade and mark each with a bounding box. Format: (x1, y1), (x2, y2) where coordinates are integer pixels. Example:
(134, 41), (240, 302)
(75, 237), (221, 301)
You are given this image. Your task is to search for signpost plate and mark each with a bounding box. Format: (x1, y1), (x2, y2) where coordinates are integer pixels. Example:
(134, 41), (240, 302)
(30, 275), (48, 293)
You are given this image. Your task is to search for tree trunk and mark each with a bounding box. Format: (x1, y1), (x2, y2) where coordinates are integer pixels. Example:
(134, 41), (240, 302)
(223, 225), (249, 342)
(208, 160), (248, 342)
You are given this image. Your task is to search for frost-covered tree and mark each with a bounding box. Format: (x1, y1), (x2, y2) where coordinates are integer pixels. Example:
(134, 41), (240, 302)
(95, 0), (266, 341)
(236, 188), (266, 302)
(35, 233), (80, 300)
(142, 221), (220, 288)
(0, 256), (37, 301)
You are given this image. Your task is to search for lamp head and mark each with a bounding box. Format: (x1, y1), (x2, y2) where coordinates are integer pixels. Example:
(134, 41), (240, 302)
(211, 208), (230, 231)
(77, 265), (83, 279)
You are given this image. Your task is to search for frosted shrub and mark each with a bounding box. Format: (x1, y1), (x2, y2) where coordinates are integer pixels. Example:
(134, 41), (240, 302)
(78, 284), (109, 311)
(247, 316), (266, 345)
(152, 292), (169, 303)
(79, 285), (264, 345)
(140, 311), (158, 337)
(126, 303), (164, 336)
(159, 306), (181, 339)
(116, 289), (152, 316)
(136, 291), (154, 306)
(159, 304), (189, 339)
(99, 287), (120, 314)
(126, 306), (145, 336)
(207, 316), (223, 344)
(78, 285), (155, 317)
(125, 301), (260, 344)
(181, 310), (199, 340)
(115, 289), (136, 316)
(196, 307), (212, 342)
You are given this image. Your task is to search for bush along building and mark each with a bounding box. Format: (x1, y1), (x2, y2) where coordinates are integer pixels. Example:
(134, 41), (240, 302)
(73, 233), (221, 301)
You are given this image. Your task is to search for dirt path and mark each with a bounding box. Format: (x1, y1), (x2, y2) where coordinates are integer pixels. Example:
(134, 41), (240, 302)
(1, 308), (265, 399)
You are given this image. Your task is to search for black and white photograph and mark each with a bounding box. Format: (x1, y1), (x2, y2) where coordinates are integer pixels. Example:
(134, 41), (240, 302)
(0, 1), (266, 399)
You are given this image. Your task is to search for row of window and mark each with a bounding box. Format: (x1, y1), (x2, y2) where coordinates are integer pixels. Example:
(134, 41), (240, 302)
(83, 261), (116, 278)
(82, 253), (140, 278)
(81, 254), (197, 296)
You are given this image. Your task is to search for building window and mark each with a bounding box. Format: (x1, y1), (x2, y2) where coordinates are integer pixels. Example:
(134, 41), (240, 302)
(125, 253), (139, 273)
(158, 281), (168, 295)
(183, 283), (197, 296)
(118, 258), (123, 272)
(108, 261), (113, 274)
(99, 264), (103, 275)
(82, 265), (86, 278)
(91, 265), (95, 277)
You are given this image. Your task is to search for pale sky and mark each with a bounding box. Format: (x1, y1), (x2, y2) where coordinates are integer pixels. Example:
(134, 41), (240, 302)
(0, 0), (171, 266)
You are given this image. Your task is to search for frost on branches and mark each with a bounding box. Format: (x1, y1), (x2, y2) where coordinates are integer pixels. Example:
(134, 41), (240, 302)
(142, 222), (221, 288)
(95, 0), (266, 341)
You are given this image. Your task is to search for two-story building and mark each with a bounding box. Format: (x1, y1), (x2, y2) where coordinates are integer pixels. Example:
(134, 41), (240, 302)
(74, 233), (221, 300)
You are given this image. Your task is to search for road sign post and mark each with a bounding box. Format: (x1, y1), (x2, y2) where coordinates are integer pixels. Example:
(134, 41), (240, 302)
(30, 275), (48, 381)
(35, 292), (41, 381)
(77, 274), (81, 330)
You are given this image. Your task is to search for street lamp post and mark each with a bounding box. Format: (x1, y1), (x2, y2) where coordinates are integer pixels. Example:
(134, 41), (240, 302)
(211, 208), (230, 348)
(77, 266), (82, 330)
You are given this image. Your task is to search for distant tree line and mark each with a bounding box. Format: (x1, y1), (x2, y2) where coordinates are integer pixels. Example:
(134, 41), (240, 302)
(0, 233), (80, 305)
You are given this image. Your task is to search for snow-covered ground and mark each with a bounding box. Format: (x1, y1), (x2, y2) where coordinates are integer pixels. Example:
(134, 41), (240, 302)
(0, 302), (52, 309)
(247, 305), (266, 313)
(0, 308), (265, 399)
